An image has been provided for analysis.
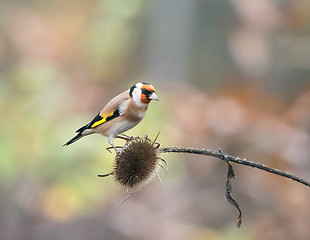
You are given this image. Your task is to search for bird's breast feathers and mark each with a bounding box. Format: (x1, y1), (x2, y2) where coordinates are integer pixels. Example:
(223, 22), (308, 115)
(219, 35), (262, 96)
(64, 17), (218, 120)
(108, 120), (138, 137)
(123, 99), (147, 122)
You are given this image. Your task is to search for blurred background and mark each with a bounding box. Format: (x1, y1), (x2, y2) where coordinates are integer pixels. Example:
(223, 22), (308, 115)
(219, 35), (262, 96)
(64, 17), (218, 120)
(1, 0), (310, 239)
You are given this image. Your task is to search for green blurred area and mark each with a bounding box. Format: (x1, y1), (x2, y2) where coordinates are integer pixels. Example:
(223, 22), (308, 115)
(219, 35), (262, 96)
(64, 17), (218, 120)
(1, 0), (310, 239)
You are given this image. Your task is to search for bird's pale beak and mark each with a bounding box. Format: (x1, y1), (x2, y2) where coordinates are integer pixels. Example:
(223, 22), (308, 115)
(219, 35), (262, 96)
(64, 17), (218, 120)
(148, 92), (159, 101)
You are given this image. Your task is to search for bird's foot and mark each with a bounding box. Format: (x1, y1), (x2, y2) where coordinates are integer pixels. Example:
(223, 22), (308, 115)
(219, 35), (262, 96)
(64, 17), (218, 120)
(106, 145), (123, 154)
(116, 135), (138, 146)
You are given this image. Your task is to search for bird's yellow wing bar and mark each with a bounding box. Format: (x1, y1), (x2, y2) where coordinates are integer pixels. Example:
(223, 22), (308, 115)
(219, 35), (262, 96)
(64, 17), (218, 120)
(91, 112), (113, 128)
(90, 109), (120, 128)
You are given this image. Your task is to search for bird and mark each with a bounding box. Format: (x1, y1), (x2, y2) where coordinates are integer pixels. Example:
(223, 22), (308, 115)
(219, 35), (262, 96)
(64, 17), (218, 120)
(63, 82), (159, 153)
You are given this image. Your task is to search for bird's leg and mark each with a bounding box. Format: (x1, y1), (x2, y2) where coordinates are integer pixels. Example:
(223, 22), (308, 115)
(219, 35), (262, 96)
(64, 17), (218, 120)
(112, 143), (121, 154)
(106, 146), (123, 152)
(108, 135), (122, 154)
(116, 134), (135, 148)
(120, 133), (140, 141)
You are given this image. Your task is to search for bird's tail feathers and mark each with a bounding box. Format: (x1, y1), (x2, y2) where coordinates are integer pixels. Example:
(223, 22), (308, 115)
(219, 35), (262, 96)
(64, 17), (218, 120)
(63, 126), (94, 146)
(63, 132), (83, 146)
(75, 124), (89, 133)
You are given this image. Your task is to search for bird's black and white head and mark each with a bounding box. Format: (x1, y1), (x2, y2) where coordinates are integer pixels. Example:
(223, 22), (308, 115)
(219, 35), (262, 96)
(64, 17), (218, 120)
(129, 82), (159, 106)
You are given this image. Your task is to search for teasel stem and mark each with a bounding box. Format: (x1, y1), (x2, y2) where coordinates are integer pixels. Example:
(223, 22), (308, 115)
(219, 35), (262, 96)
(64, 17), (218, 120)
(159, 147), (310, 188)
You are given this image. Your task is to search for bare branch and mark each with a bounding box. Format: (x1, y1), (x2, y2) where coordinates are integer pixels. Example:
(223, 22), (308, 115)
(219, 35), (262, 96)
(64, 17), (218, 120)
(159, 147), (310, 188)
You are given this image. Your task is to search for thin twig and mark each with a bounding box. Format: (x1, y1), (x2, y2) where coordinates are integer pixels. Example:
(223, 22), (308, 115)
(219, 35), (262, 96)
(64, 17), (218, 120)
(159, 147), (310, 188)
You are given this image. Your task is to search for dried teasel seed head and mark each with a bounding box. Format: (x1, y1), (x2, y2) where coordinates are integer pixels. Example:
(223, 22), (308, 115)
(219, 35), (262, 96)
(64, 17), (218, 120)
(113, 136), (161, 191)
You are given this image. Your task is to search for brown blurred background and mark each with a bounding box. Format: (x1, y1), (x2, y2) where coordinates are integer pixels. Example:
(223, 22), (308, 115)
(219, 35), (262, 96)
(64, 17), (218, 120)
(1, 0), (310, 239)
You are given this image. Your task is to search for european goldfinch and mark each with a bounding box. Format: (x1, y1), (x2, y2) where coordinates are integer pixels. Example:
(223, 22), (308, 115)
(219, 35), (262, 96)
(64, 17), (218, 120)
(64, 82), (159, 152)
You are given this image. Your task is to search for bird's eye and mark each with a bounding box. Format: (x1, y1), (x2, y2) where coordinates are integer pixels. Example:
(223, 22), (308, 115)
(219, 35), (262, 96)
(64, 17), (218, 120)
(142, 88), (148, 94)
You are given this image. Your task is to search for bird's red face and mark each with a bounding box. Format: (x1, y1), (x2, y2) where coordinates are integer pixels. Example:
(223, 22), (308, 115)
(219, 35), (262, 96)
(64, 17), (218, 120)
(140, 84), (159, 104)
